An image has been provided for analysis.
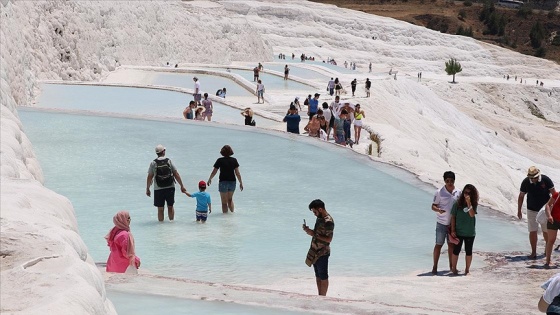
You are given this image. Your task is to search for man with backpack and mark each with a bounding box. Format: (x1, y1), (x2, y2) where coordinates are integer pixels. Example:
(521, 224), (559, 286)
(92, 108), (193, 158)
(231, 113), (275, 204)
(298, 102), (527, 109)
(146, 145), (187, 221)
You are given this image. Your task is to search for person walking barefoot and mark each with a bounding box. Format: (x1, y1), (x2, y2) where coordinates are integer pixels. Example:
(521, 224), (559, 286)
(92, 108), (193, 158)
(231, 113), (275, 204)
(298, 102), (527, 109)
(207, 145), (243, 213)
(353, 104), (365, 145)
(450, 184), (479, 275)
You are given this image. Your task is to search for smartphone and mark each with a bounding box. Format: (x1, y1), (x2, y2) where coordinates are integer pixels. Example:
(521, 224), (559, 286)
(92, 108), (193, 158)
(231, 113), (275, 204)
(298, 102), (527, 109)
(303, 219), (306, 225)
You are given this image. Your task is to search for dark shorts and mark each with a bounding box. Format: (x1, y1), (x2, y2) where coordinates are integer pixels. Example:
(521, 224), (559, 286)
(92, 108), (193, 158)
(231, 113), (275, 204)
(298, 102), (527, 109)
(308, 112), (316, 120)
(548, 220), (560, 230)
(194, 93), (202, 101)
(218, 181), (236, 193)
(313, 255), (330, 280)
(154, 187), (175, 207)
(196, 211), (208, 221)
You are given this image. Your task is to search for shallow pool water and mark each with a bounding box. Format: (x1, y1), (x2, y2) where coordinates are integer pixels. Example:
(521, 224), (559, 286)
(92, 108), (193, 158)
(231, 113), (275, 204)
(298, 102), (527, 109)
(263, 64), (330, 81)
(35, 84), (279, 128)
(228, 69), (316, 91)
(20, 109), (527, 285)
(150, 72), (253, 97)
(272, 55), (358, 74)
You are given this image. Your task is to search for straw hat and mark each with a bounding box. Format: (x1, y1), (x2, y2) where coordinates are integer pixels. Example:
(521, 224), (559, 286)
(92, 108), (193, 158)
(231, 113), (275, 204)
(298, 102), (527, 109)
(527, 166), (541, 178)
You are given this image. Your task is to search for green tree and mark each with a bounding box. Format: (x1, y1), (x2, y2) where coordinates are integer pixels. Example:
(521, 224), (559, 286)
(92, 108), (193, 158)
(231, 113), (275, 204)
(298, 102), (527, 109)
(445, 58), (463, 83)
(530, 20), (547, 48)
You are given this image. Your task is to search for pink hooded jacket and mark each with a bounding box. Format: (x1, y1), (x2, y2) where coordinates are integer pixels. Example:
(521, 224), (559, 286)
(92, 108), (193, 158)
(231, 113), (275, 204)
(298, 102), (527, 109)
(105, 211), (140, 273)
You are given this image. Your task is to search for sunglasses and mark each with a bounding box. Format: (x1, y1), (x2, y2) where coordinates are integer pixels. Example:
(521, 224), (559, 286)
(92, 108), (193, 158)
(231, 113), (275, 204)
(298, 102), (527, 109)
(444, 179), (455, 183)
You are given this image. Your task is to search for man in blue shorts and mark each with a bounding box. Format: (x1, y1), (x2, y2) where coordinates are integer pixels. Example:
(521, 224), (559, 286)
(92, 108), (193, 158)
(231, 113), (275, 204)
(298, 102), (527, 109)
(303, 199), (335, 296)
(146, 145), (187, 221)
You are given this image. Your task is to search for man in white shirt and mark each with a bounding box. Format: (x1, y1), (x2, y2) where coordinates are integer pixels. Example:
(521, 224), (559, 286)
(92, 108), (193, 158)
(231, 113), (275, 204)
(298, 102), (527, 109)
(431, 171), (461, 275)
(193, 77), (201, 105)
(539, 273), (560, 314)
(329, 95), (342, 119)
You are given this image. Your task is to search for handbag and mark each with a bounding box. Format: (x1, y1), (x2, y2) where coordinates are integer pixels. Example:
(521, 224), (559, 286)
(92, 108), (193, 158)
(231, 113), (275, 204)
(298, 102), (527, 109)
(537, 208), (548, 225)
(125, 264), (138, 275)
(447, 226), (459, 245)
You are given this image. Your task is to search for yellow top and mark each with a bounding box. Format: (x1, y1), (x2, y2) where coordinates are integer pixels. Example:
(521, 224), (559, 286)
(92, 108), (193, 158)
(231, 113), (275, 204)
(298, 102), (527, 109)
(355, 112), (363, 120)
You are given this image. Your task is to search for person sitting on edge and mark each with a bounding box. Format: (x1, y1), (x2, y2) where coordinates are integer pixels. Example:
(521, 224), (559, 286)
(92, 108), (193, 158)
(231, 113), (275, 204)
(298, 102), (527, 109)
(218, 87), (226, 98)
(183, 100), (195, 120)
(184, 181), (212, 223)
(241, 108), (255, 126)
(304, 110), (321, 138)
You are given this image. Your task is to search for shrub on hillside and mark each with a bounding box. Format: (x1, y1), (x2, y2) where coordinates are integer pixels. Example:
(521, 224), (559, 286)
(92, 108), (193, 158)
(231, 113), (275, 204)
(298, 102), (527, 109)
(529, 20), (547, 48)
(535, 47), (546, 57)
(463, 0), (473, 6)
(479, 1), (495, 22)
(458, 9), (467, 20)
(456, 25), (473, 37)
(517, 6), (533, 19)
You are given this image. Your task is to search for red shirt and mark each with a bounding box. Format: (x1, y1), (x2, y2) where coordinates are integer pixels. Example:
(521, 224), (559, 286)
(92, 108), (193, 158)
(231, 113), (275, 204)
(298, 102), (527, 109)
(551, 192), (560, 222)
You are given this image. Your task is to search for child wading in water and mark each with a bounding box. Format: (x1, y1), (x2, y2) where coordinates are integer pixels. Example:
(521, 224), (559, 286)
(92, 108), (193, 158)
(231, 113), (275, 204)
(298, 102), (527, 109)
(184, 181), (212, 223)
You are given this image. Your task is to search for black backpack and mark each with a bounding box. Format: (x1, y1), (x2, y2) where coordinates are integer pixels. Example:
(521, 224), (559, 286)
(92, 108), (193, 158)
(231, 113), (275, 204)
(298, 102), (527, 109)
(216, 89), (221, 96)
(154, 158), (174, 187)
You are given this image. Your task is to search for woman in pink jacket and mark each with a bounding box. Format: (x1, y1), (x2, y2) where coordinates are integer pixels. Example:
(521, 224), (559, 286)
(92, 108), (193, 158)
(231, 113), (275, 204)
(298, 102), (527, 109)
(105, 210), (140, 273)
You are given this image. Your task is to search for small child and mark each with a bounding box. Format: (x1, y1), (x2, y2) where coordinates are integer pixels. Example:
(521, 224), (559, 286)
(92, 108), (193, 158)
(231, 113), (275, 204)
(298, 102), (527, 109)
(184, 181), (212, 223)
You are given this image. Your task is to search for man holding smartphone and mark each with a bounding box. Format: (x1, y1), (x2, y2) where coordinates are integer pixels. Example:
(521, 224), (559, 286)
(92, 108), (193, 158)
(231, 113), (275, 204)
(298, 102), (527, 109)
(302, 199), (334, 296)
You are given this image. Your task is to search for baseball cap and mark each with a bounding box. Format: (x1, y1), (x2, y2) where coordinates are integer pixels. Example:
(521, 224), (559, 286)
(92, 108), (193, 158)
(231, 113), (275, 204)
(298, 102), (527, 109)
(155, 144), (166, 153)
(199, 180), (207, 188)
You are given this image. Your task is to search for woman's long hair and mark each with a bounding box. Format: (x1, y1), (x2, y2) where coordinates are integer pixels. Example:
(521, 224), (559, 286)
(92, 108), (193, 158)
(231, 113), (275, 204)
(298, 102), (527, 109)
(105, 210), (136, 265)
(457, 184), (479, 209)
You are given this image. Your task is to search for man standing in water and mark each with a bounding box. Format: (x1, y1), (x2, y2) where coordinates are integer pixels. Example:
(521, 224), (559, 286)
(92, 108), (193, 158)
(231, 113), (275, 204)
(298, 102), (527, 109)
(518, 166), (556, 259)
(146, 145), (187, 221)
(303, 199), (334, 296)
(193, 77), (201, 105)
(431, 171), (460, 274)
